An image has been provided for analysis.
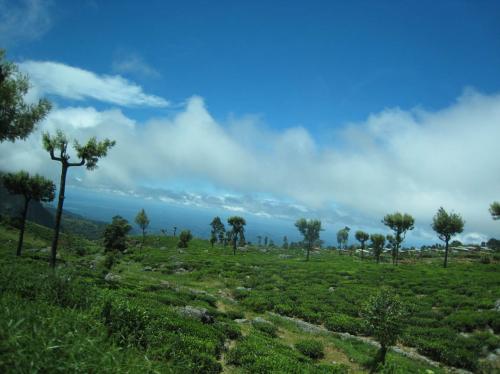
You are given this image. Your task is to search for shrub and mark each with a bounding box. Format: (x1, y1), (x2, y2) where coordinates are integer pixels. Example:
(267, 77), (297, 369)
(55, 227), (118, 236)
(252, 320), (278, 337)
(295, 339), (324, 359)
(325, 313), (365, 334)
(178, 230), (193, 248)
(103, 216), (131, 252)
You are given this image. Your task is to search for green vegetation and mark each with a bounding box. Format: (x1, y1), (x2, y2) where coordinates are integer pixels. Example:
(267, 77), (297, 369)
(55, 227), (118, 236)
(382, 212), (415, 265)
(431, 207), (465, 268)
(0, 49), (51, 142)
(43, 130), (115, 267)
(295, 218), (322, 261)
(135, 208), (150, 247)
(103, 216), (132, 252)
(178, 229), (193, 248)
(0, 218), (498, 373)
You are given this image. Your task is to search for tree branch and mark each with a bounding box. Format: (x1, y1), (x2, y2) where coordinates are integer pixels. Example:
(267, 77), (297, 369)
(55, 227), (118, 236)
(68, 158), (85, 167)
(49, 148), (62, 161)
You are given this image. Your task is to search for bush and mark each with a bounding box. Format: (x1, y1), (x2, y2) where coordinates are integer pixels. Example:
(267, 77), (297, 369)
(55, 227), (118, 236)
(178, 230), (193, 248)
(325, 313), (365, 334)
(295, 339), (324, 359)
(252, 320), (278, 337)
(103, 216), (131, 252)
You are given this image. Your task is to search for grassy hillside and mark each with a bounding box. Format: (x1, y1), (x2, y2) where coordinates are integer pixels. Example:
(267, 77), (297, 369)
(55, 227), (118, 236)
(0, 222), (499, 373)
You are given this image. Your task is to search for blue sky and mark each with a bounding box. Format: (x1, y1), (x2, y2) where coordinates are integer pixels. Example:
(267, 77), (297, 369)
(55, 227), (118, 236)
(1, 0), (500, 245)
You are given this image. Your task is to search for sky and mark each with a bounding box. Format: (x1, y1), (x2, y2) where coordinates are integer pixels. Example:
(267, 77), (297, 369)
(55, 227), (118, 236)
(1, 0), (500, 245)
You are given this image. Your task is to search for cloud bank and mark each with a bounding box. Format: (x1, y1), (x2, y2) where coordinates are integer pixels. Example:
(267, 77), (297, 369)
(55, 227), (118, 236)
(1, 74), (499, 242)
(19, 61), (169, 107)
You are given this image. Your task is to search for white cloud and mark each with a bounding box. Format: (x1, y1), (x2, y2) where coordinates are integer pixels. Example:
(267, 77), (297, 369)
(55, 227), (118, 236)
(1, 89), (499, 243)
(112, 53), (160, 78)
(0, 0), (52, 46)
(19, 61), (169, 107)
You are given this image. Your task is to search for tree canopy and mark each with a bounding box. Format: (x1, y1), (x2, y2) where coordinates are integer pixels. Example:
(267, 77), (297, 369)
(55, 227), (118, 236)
(489, 202), (500, 220)
(227, 216), (246, 254)
(370, 234), (386, 264)
(135, 208), (150, 246)
(104, 216), (132, 252)
(295, 218), (322, 261)
(0, 49), (51, 142)
(432, 207), (464, 268)
(382, 212), (414, 264)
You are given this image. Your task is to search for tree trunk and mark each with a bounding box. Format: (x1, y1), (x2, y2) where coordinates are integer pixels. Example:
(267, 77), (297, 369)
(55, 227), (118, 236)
(443, 238), (449, 268)
(142, 228), (145, 248)
(50, 164), (68, 268)
(361, 242), (364, 259)
(16, 197), (30, 256)
(376, 253), (380, 264)
(306, 242), (310, 261)
(233, 235), (237, 255)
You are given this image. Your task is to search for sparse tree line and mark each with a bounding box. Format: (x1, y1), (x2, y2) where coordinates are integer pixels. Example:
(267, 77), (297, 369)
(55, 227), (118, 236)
(0, 48), (498, 271)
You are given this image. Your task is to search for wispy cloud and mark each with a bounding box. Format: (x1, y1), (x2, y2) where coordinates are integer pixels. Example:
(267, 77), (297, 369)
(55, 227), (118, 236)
(19, 60), (169, 107)
(1, 89), (499, 243)
(0, 0), (52, 46)
(112, 53), (160, 79)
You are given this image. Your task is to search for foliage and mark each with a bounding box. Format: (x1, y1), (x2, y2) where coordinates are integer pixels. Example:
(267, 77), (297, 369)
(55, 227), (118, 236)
(432, 207), (465, 267)
(227, 216), (246, 254)
(362, 288), (406, 365)
(209, 216), (225, 244)
(490, 201), (500, 220)
(295, 218), (322, 260)
(370, 234), (386, 263)
(0, 49), (52, 142)
(134, 208), (150, 245)
(295, 339), (325, 359)
(252, 320), (278, 337)
(382, 212), (415, 264)
(355, 230), (369, 257)
(337, 226), (350, 250)
(178, 229), (193, 248)
(2, 171), (55, 255)
(103, 216), (132, 252)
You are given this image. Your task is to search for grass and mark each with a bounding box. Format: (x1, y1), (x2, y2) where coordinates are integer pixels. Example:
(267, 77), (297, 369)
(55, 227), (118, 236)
(0, 221), (498, 372)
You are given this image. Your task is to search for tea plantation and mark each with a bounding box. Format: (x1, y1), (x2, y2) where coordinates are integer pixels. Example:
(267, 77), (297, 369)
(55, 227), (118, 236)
(1, 221), (499, 373)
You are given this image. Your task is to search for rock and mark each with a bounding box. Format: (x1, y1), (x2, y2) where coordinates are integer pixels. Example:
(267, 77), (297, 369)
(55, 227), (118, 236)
(235, 286), (251, 291)
(104, 273), (121, 282)
(235, 318), (248, 324)
(160, 246), (167, 250)
(279, 254), (292, 259)
(160, 280), (171, 288)
(495, 299), (500, 311)
(175, 267), (188, 274)
(143, 266), (153, 272)
(328, 287), (335, 292)
(177, 306), (214, 324)
(253, 317), (271, 324)
(245, 275), (250, 279)
(177, 249), (185, 254)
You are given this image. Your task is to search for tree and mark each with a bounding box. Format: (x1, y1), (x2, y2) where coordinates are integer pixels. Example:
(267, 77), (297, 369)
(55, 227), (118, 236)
(178, 229), (193, 248)
(173, 226), (177, 237)
(431, 207), (465, 268)
(210, 216), (225, 244)
(264, 236), (268, 247)
(370, 234), (385, 264)
(282, 235), (289, 249)
(336, 226), (350, 253)
(489, 202), (500, 220)
(0, 49), (51, 142)
(257, 235), (262, 247)
(295, 218), (322, 261)
(362, 288), (406, 369)
(210, 231), (217, 248)
(43, 130), (115, 267)
(227, 216), (246, 255)
(355, 230), (369, 259)
(2, 171), (55, 256)
(382, 212), (414, 265)
(103, 216), (132, 252)
(134, 208), (150, 247)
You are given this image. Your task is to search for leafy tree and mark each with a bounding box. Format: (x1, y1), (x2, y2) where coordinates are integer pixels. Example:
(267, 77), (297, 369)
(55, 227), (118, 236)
(209, 216), (225, 244)
(103, 216), (132, 252)
(382, 212), (414, 265)
(227, 216), (246, 254)
(282, 235), (289, 249)
(336, 226), (350, 252)
(431, 207), (465, 268)
(209, 231), (217, 248)
(362, 288), (406, 369)
(355, 230), (369, 259)
(370, 234), (386, 264)
(487, 238), (500, 250)
(2, 171), (55, 256)
(489, 202), (500, 220)
(134, 208), (150, 247)
(450, 240), (462, 247)
(264, 236), (268, 247)
(178, 229), (193, 248)
(43, 130), (115, 267)
(295, 218), (322, 261)
(173, 226), (177, 237)
(0, 49), (51, 142)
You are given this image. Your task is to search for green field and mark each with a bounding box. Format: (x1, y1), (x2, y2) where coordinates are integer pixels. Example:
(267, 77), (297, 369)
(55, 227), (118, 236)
(1, 222), (499, 373)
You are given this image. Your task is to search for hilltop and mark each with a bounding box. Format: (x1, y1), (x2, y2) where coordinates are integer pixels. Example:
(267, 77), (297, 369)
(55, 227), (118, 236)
(0, 219), (499, 373)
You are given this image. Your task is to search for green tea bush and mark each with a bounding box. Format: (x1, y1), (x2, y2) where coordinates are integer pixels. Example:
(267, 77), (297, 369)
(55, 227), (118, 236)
(325, 313), (365, 334)
(252, 320), (278, 337)
(295, 339), (325, 359)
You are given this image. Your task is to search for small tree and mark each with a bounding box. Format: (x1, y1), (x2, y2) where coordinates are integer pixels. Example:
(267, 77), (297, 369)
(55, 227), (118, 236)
(210, 216), (225, 244)
(257, 235), (262, 247)
(43, 130), (115, 267)
(178, 230), (193, 248)
(209, 231), (217, 248)
(0, 49), (51, 142)
(336, 226), (350, 253)
(362, 288), (406, 369)
(382, 212), (414, 265)
(489, 202), (500, 220)
(355, 230), (369, 259)
(227, 216), (246, 255)
(370, 234), (386, 264)
(264, 236), (268, 247)
(103, 216), (132, 252)
(134, 208), (150, 247)
(295, 218), (322, 261)
(173, 226), (177, 237)
(2, 171), (55, 256)
(431, 207), (465, 268)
